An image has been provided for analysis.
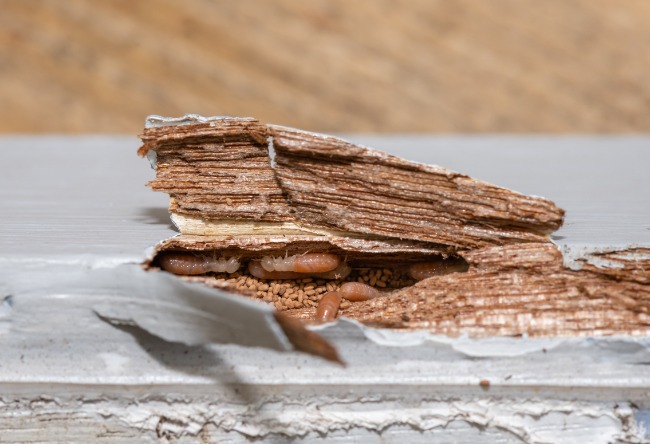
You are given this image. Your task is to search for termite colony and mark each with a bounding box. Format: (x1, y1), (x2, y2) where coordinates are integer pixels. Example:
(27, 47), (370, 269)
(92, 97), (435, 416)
(155, 251), (469, 323)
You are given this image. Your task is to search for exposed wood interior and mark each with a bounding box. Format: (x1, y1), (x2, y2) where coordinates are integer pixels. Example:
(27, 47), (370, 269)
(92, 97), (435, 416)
(292, 243), (650, 337)
(139, 118), (650, 341)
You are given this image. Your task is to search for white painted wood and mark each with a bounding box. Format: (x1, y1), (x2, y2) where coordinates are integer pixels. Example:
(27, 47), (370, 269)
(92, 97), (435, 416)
(1, 136), (649, 443)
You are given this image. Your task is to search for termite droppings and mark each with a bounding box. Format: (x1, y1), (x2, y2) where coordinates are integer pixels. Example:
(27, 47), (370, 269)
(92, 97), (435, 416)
(153, 251), (469, 311)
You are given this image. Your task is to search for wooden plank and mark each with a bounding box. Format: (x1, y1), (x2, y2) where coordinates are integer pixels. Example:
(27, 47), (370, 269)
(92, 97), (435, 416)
(2, 0), (650, 133)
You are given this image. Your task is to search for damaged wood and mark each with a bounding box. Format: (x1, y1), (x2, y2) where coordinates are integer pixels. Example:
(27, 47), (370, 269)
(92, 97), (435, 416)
(268, 125), (564, 248)
(139, 116), (649, 343)
(147, 234), (449, 312)
(314, 243), (650, 336)
(566, 247), (650, 285)
(139, 118), (294, 222)
(153, 234), (454, 260)
(139, 117), (564, 249)
(273, 311), (344, 365)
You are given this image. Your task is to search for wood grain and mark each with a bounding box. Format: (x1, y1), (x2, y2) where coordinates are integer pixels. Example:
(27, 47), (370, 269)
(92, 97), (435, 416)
(1, 0), (650, 133)
(138, 121), (650, 339)
(139, 119), (296, 221)
(140, 119), (564, 248)
(269, 124), (564, 248)
(289, 243), (650, 337)
(340, 243), (650, 336)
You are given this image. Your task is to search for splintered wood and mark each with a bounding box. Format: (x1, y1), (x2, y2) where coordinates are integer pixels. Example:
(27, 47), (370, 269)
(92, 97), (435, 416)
(269, 125), (564, 248)
(139, 116), (650, 339)
(140, 117), (564, 248)
(296, 244), (650, 336)
(138, 118), (293, 222)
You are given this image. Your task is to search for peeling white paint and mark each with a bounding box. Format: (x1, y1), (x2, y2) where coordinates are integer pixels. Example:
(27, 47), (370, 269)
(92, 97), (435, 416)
(561, 243), (650, 271)
(361, 326), (565, 357)
(0, 393), (641, 443)
(1, 136), (650, 442)
(145, 114), (254, 128)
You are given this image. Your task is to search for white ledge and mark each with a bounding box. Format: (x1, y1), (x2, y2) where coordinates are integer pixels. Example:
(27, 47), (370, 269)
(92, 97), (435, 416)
(1, 135), (649, 442)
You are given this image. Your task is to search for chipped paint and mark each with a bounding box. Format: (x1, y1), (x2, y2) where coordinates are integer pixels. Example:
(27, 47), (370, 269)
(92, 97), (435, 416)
(561, 243), (650, 271)
(1, 136), (650, 441)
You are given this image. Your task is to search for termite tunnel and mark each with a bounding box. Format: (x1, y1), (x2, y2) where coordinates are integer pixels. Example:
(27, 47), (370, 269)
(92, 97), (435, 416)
(151, 249), (469, 316)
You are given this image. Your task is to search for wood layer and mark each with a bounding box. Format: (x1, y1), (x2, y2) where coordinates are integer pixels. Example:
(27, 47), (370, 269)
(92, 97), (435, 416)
(568, 248), (650, 285)
(156, 234), (452, 258)
(139, 119), (293, 222)
(140, 119), (564, 250)
(269, 125), (564, 248)
(286, 243), (650, 337)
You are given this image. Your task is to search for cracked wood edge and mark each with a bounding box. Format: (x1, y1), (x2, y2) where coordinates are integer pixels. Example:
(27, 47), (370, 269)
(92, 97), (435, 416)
(287, 244), (650, 336)
(139, 119), (294, 222)
(138, 117), (564, 250)
(268, 125), (564, 248)
(136, 117), (650, 338)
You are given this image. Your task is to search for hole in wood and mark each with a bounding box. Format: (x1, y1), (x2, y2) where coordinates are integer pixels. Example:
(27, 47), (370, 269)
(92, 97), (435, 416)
(151, 249), (469, 322)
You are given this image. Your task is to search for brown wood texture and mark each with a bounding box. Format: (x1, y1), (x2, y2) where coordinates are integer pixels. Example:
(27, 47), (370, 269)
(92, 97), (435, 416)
(139, 120), (650, 340)
(2, 0), (650, 133)
(338, 244), (650, 336)
(156, 234), (451, 259)
(269, 125), (564, 248)
(288, 244), (650, 337)
(140, 119), (564, 248)
(139, 119), (296, 221)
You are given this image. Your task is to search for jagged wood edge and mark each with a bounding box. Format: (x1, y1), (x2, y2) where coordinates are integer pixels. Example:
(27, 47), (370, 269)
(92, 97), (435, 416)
(268, 124), (565, 249)
(138, 119), (565, 250)
(287, 244), (650, 337)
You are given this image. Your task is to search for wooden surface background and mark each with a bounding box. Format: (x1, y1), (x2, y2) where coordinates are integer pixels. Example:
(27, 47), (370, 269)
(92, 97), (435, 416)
(1, 0), (649, 133)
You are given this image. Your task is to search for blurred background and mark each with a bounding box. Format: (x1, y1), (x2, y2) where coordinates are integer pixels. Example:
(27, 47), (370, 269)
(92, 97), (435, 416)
(1, 0), (649, 134)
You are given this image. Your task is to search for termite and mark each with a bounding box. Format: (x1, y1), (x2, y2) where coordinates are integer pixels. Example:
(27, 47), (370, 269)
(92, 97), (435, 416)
(310, 262), (352, 280)
(158, 251), (240, 275)
(339, 282), (381, 302)
(248, 260), (304, 280)
(407, 257), (469, 281)
(315, 283), (381, 322)
(261, 253), (340, 273)
(316, 291), (342, 323)
(250, 253), (350, 280)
